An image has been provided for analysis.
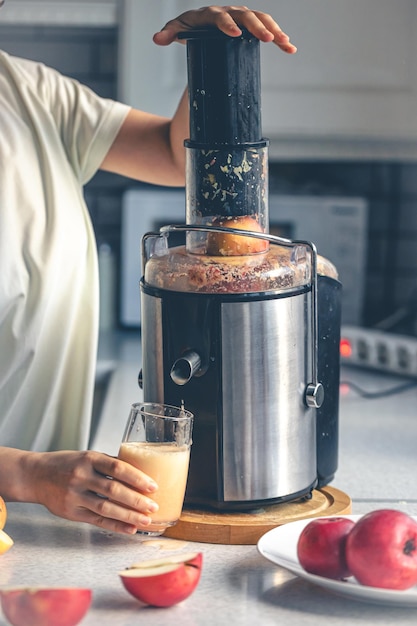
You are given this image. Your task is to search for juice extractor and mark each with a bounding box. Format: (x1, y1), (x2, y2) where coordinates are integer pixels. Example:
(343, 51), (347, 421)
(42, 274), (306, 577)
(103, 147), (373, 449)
(139, 29), (341, 511)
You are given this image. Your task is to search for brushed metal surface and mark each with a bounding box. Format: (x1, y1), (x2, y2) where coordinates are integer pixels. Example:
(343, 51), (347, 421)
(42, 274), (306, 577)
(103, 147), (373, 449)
(140, 290), (164, 402)
(141, 286), (319, 506)
(221, 294), (317, 501)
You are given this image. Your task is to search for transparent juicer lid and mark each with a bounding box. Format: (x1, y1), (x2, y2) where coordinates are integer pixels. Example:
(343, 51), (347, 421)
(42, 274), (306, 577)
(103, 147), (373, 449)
(143, 140), (336, 295)
(145, 226), (339, 295)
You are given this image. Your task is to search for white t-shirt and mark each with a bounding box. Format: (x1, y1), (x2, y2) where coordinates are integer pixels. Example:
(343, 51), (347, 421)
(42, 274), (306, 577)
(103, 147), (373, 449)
(0, 51), (130, 452)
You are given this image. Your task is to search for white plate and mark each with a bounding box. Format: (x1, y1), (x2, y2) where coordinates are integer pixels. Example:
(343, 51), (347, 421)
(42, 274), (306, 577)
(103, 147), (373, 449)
(257, 514), (417, 607)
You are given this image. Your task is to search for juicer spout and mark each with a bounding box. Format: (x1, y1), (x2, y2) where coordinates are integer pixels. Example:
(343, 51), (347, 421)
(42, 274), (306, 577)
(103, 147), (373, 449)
(170, 350), (202, 386)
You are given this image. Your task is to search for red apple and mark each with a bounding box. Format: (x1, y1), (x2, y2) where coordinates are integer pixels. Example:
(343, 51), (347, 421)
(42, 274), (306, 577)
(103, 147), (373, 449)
(206, 215), (269, 256)
(119, 551), (202, 608)
(0, 588), (92, 626)
(345, 509), (417, 590)
(297, 516), (356, 580)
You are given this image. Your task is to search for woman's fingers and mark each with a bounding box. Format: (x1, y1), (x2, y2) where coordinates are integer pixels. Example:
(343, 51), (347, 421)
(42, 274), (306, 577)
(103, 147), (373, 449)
(75, 491), (156, 535)
(91, 453), (158, 495)
(91, 473), (159, 515)
(153, 5), (297, 53)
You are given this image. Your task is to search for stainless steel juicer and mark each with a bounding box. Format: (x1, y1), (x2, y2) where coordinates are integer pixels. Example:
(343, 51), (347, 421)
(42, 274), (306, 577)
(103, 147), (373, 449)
(138, 28), (341, 510)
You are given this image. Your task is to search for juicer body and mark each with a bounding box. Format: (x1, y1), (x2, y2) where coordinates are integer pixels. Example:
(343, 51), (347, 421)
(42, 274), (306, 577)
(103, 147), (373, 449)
(140, 274), (341, 510)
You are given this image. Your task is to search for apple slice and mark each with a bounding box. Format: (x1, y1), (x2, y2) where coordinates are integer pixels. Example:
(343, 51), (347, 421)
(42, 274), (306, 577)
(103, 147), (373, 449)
(0, 588), (92, 626)
(119, 551), (202, 607)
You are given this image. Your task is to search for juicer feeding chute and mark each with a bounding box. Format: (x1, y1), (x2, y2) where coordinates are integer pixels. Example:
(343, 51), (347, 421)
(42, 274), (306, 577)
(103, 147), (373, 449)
(139, 28), (342, 510)
(181, 28), (269, 255)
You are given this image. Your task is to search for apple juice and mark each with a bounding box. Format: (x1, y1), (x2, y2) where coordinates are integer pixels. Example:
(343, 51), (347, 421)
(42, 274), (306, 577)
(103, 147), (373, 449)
(118, 441), (190, 532)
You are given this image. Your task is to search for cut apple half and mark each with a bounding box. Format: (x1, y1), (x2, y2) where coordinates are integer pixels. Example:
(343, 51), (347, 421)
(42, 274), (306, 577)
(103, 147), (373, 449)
(0, 587), (92, 626)
(119, 551), (202, 607)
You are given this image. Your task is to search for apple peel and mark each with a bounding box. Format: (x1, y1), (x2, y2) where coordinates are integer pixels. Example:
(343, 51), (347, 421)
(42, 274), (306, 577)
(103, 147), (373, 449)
(119, 551), (202, 607)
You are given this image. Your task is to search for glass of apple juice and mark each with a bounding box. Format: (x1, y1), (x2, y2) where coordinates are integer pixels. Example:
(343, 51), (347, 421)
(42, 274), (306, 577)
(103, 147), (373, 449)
(118, 402), (194, 536)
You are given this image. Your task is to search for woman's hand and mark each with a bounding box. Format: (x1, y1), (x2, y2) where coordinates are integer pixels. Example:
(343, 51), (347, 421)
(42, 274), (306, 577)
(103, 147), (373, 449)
(4, 448), (159, 535)
(153, 4), (297, 53)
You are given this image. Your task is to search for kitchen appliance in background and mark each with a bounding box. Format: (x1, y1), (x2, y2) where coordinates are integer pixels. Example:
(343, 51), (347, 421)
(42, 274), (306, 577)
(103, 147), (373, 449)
(136, 28), (343, 511)
(121, 191), (367, 328)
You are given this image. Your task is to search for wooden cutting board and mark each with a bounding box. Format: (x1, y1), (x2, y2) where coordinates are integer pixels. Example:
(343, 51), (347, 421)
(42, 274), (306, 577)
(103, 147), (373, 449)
(164, 486), (351, 545)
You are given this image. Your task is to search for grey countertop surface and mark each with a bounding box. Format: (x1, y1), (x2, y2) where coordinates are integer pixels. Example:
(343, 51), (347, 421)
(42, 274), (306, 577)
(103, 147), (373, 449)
(2, 330), (417, 626)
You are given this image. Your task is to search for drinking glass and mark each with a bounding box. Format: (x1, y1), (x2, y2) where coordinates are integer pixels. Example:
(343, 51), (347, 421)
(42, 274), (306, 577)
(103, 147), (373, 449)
(118, 402), (193, 536)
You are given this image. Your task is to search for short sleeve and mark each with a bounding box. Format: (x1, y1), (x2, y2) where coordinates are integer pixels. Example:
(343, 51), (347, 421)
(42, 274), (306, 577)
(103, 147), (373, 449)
(34, 62), (130, 183)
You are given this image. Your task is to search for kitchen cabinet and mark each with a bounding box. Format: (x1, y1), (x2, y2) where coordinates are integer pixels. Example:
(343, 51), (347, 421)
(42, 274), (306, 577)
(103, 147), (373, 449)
(119, 0), (417, 159)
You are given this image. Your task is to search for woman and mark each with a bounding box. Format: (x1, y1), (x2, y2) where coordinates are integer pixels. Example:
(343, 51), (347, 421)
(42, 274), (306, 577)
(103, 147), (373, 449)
(0, 5), (296, 534)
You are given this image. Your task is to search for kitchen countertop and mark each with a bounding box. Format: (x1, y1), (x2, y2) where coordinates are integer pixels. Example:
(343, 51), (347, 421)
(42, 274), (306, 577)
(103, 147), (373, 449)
(2, 330), (417, 626)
